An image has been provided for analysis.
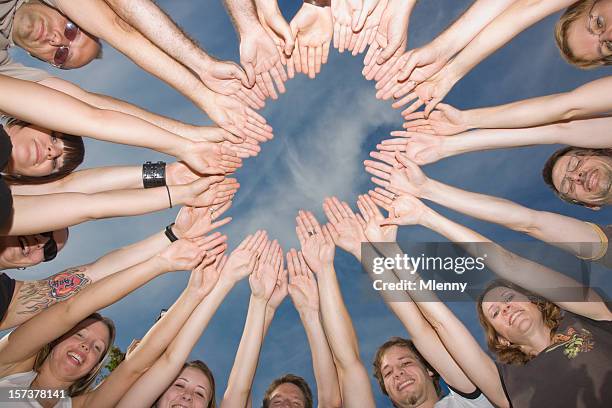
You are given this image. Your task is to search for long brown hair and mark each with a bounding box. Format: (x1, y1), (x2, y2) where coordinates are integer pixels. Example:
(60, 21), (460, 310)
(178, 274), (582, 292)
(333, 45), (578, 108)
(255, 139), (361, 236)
(33, 313), (116, 396)
(1, 119), (84, 185)
(184, 360), (216, 408)
(477, 280), (562, 365)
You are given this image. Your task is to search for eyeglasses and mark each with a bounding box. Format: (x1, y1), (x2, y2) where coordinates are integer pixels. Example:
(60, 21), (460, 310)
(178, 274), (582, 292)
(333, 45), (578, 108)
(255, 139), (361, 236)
(559, 155), (584, 196)
(585, 0), (612, 61)
(53, 20), (80, 68)
(42, 231), (58, 262)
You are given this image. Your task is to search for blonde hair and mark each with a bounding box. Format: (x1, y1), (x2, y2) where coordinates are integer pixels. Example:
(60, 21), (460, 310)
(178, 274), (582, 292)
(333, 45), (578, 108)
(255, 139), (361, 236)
(554, 0), (610, 69)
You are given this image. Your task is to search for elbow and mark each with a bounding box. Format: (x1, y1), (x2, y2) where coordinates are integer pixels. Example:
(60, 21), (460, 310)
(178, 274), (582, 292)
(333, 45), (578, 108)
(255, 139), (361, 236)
(513, 211), (541, 235)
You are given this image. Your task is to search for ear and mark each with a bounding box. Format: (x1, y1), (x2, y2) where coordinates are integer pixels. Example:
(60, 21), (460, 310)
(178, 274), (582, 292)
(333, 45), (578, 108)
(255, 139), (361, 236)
(426, 368), (435, 379)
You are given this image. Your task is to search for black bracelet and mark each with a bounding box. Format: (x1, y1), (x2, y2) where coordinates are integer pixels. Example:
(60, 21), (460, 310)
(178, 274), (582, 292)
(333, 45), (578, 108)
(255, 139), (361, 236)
(165, 185), (173, 209)
(142, 161), (166, 189)
(164, 223), (179, 242)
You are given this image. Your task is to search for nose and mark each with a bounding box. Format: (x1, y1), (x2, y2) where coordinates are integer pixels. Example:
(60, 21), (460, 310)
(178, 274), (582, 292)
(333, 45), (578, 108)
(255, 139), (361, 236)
(180, 391), (193, 402)
(79, 342), (89, 353)
(46, 142), (62, 160)
(567, 170), (585, 184)
(33, 234), (49, 248)
(47, 27), (67, 47)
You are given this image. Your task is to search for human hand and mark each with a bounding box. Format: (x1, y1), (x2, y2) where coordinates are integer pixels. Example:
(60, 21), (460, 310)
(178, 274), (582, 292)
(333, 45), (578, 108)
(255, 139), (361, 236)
(257, 0), (295, 57)
(351, 0), (382, 32)
(249, 240), (283, 301)
(375, 42), (449, 100)
(376, 132), (445, 165)
(322, 196), (367, 260)
(391, 65), (459, 118)
(331, 0), (353, 53)
(288, 3), (332, 79)
(287, 249), (320, 314)
(267, 262), (288, 310)
(179, 141), (243, 175)
(365, 151), (429, 197)
(157, 237), (209, 272)
(348, 0), (387, 55)
(363, 0), (412, 72)
(403, 103), (468, 135)
(187, 251), (227, 299)
(356, 194), (397, 243)
(173, 201), (233, 239)
(197, 58), (266, 110)
(240, 26), (288, 100)
(205, 91), (274, 141)
(182, 176), (239, 208)
(295, 210), (335, 274)
(370, 191), (429, 226)
(221, 230), (268, 284)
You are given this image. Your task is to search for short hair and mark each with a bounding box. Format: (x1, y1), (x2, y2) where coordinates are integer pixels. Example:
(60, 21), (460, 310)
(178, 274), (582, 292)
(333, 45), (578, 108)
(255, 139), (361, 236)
(372, 337), (442, 400)
(184, 360), (216, 408)
(1, 119), (84, 185)
(262, 374), (313, 408)
(541, 146), (612, 205)
(34, 313), (116, 396)
(554, 0), (611, 69)
(476, 279), (562, 366)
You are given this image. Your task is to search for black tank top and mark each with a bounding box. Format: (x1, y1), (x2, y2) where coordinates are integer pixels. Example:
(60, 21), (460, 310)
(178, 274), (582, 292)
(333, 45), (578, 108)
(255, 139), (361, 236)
(0, 126), (13, 228)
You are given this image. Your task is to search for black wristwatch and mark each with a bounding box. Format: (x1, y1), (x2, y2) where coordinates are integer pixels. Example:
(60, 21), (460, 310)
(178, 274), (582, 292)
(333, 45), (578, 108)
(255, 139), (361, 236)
(164, 223), (179, 242)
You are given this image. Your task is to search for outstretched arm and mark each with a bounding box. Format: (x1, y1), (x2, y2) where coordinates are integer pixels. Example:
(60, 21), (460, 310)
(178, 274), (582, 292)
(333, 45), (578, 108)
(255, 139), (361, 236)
(287, 249), (341, 408)
(222, 239), (283, 408)
(378, 193), (612, 321)
(365, 152), (605, 260)
(2, 208), (230, 330)
(76, 252), (221, 408)
(296, 211), (376, 408)
(0, 238), (207, 375)
(118, 232), (262, 408)
(4, 176), (238, 235)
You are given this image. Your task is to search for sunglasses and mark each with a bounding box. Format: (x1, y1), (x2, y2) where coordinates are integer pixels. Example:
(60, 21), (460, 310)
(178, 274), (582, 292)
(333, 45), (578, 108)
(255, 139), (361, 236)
(42, 231), (58, 262)
(53, 20), (80, 68)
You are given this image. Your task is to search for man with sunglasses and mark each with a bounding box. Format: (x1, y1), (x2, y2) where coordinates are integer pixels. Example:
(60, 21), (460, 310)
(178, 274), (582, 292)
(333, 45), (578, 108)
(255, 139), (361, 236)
(0, 0), (268, 142)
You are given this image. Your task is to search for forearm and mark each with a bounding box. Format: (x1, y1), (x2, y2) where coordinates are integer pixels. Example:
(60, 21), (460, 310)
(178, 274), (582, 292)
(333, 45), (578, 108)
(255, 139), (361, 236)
(222, 296), (267, 408)
(431, 0), (515, 58)
(118, 279), (235, 408)
(103, 0), (213, 71)
(224, 0), (261, 36)
(10, 166), (142, 195)
(421, 180), (602, 255)
(4, 186), (184, 235)
(299, 310), (341, 408)
(40, 77), (197, 137)
(447, 0), (572, 85)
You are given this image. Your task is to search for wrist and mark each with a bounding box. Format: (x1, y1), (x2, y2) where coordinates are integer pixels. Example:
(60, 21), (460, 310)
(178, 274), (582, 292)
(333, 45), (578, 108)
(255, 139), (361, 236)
(462, 109), (480, 130)
(250, 295), (269, 308)
(420, 179), (441, 201)
(298, 308), (320, 323)
(419, 206), (443, 230)
(151, 254), (174, 274)
(142, 161), (167, 189)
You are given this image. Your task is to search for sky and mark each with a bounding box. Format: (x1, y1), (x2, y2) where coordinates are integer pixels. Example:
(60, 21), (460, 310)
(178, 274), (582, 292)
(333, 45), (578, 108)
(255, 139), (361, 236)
(6, 0), (611, 406)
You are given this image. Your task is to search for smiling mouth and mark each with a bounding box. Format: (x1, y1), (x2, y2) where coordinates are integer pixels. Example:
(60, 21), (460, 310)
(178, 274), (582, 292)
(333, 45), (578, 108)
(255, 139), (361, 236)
(397, 378), (416, 392)
(586, 169), (598, 192)
(509, 310), (523, 326)
(67, 351), (83, 365)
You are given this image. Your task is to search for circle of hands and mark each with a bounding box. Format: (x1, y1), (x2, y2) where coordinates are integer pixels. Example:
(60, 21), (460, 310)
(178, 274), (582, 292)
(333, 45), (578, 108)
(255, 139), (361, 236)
(169, 0), (477, 299)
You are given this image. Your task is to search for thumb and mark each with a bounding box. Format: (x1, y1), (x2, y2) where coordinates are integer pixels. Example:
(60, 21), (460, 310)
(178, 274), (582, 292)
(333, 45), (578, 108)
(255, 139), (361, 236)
(242, 62), (256, 87)
(377, 40), (400, 65)
(424, 97), (442, 118)
(231, 64), (251, 88)
(279, 24), (296, 56)
(380, 217), (400, 226)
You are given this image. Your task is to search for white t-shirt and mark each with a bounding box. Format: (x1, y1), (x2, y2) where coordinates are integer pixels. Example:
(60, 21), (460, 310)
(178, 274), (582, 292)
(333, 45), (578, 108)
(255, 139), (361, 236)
(435, 388), (494, 408)
(0, 371), (72, 408)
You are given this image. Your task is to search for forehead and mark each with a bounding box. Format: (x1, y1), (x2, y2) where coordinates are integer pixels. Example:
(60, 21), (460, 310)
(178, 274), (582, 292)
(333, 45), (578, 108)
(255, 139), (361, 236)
(179, 366), (211, 388)
(271, 382), (305, 400)
(551, 155), (574, 188)
(382, 345), (418, 367)
(482, 286), (526, 305)
(70, 319), (110, 343)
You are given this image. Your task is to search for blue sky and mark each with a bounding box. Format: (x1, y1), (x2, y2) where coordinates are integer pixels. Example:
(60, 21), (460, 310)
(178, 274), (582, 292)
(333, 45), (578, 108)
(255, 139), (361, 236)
(7, 0), (611, 405)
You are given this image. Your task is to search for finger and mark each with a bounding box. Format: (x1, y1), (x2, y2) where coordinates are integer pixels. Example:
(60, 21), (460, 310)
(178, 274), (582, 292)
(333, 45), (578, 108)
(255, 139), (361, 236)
(286, 51), (296, 79)
(247, 230), (266, 251)
(297, 251), (308, 275)
(299, 45), (308, 76)
(237, 233), (253, 250)
(261, 71), (278, 100)
(321, 223), (334, 245)
(252, 81), (267, 101)
(322, 199), (340, 224)
(339, 25), (347, 53)
(242, 62), (256, 87)
(300, 210), (316, 234)
(332, 196), (349, 218)
(308, 47), (316, 79)
(272, 63), (287, 88)
(348, 31), (359, 53)
(356, 213), (367, 229)
(326, 221), (339, 241)
(356, 198), (369, 221)
(333, 23), (340, 49)
(315, 46), (322, 74)
(364, 159), (394, 174)
(305, 211), (322, 234)
(340, 201), (355, 218)
(403, 111), (427, 121)
(401, 99), (425, 118)
(328, 197), (345, 221)
(371, 176), (390, 188)
(375, 186), (396, 199)
(424, 98), (442, 118)
(296, 213), (309, 238)
(363, 41), (379, 67)
(364, 166), (391, 180)
(255, 76), (270, 98)
(322, 41), (330, 64)
(369, 151), (398, 166)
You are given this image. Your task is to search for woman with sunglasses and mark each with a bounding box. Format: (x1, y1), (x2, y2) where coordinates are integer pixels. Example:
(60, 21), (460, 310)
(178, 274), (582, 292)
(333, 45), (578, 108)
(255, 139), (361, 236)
(0, 231), (217, 408)
(0, 205), (230, 332)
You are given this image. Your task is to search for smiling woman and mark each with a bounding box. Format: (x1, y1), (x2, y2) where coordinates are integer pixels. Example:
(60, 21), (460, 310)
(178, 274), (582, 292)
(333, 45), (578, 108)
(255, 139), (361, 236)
(1, 119), (84, 185)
